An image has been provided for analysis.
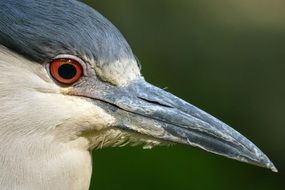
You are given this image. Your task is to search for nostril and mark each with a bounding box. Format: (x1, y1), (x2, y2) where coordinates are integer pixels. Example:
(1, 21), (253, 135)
(138, 97), (173, 108)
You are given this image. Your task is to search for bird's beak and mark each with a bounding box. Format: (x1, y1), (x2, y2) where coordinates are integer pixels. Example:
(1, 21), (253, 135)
(73, 78), (277, 172)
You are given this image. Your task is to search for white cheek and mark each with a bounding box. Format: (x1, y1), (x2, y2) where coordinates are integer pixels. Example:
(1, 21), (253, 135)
(49, 94), (116, 132)
(0, 46), (116, 142)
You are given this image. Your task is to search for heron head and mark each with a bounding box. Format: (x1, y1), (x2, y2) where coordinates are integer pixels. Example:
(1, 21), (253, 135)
(0, 0), (276, 172)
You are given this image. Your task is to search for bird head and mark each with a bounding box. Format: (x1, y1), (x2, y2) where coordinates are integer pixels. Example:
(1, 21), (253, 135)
(0, 0), (276, 173)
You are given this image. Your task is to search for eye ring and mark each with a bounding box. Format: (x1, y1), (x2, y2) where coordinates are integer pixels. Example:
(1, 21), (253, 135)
(50, 58), (83, 85)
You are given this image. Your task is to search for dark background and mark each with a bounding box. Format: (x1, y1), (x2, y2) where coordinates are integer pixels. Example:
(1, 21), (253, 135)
(83, 0), (285, 189)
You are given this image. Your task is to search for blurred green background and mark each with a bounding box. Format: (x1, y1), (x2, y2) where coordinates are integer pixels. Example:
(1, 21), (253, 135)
(83, 0), (284, 189)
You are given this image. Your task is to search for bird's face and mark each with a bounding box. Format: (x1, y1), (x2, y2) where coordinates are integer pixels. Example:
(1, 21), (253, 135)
(0, 0), (276, 172)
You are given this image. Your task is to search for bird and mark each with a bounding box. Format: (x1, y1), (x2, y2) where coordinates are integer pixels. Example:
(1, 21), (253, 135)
(0, 0), (277, 189)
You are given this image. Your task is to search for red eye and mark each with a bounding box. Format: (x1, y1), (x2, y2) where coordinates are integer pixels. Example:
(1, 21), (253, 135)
(50, 58), (83, 85)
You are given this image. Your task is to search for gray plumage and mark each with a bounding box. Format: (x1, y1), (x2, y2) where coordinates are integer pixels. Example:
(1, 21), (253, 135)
(0, 0), (134, 64)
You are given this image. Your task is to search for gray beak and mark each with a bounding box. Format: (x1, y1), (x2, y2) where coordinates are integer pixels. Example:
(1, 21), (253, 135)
(74, 78), (277, 172)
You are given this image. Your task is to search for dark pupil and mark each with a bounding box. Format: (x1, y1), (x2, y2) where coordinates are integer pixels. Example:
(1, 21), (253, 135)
(58, 64), (76, 79)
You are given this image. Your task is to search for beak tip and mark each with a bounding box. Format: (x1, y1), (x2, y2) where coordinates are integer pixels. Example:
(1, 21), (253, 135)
(268, 161), (278, 173)
(256, 152), (278, 172)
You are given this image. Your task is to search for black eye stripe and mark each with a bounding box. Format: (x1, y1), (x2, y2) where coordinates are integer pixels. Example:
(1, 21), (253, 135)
(58, 64), (77, 79)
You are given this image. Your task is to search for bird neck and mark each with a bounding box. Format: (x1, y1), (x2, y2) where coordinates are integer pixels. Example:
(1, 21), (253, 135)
(0, 136), (92, 190)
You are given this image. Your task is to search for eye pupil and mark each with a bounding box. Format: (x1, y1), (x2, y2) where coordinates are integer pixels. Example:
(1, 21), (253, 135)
(58, 64), (77, 79)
